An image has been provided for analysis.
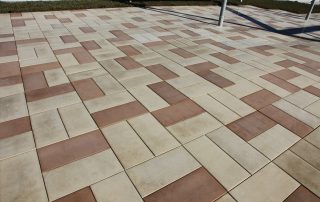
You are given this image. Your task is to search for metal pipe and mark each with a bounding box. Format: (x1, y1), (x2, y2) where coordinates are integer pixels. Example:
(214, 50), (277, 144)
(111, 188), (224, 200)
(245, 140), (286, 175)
(305, 0), (317, 21)
(218, 0), (228, 27)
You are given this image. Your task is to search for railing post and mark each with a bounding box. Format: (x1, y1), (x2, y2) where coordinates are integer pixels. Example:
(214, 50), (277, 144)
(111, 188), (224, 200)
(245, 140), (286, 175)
(218, 0), (228, 27)
(305, 0), (317, 21)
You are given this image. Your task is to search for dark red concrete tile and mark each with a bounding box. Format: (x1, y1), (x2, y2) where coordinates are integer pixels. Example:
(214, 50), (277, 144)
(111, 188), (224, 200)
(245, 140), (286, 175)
(38, 130), (109, 172)
(144, 167), (226, 202)
(45, 15), (57, 19)
(73, 51), (95, 64)
(11, 19), (25, 27)
(210, 40), (235, 51)
(148, 81), (187, 105)
(115, 56), (143, 69)
(0, 34), (14, 38)
(98, 15), (111, 20)
(171, 48), (195, 58)
(118, 45), (141, 56)
(152, 99), (204, 127)
(54, 187), (96, 202)
(181, 29), (200, 37)
(271, 69), (300, 80)
(74, 13), (86, 17)
(60, 35), (78, 43)
(228, 36), (246, 40)
(186, 62), (218, 73)
(132, 17), (145, 22)
(194, 39), (215, 45)
(54, 47), (85, 55)
(227, 111), (277, 141)
(0, 62), (20, 79)
(275, 59), (300, 68)
(16, 38), (47, 45)
(211, 52), (240, 64)
(304, 86), (320, 97)
(0, 117), (31, 139)
(261, 74), (300, 93)
(249, 47), (272, 56)
(0, 75), (22, 87)
(0, 41), (17, 57)
(21, 62), (60, 75)
(122, 23), (137, 28)
(79, 27), (95, 33)
(26, 83), (74, 102)
(241, 89), (281, 110)
(72, 78), (104, 101)
(80, 40), (101, 50)
(109, 30), (132, 41)
(260, 105), (313, 138)
(284, 186), (320, 202)
(146, 64), (178, 80)
(59, 18), (72, 23)
(143, 41), (168, 47)
(92, 101), (148, 127)
(197, 70), (234, 88)
(22, 72), (48, 92)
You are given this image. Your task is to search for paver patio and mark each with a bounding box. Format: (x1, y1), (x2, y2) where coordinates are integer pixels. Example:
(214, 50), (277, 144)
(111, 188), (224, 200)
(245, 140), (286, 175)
(0, 5), (320, 202)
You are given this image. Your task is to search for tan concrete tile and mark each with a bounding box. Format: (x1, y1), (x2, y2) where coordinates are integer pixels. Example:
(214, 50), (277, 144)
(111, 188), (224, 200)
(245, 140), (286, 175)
(126, 147), (200, 197)
(285, 90), (319, 108)
(208, 127), (269, 174)
(209, 89), (255, 117)
(44, 68), (69, 87)
(215, 194), (236, 202)
(0, 151), (48, 202)
(128, 86), (170, 112)
(0, 93), (28, 123)
(185, 136), (250, 190)
(250, 77), (291, 98)
(230, 163), (299, 202)
(28, 91), (81, 115)
(59, 103), (97, 137)
(101, 121), (153, 169)
(0, 131), (34, 160)
(128, 113), (180, 156)
(249, 125), (300, 160)
(179, 81), (220, 98)
(225, 80), (262, 98)
(31, 109), (68, 148)
(93, 74), (125, 95)
(290, 139), (320, 170)
(193, 95), (240, 124)
(275, 150), (320, 197)
(305, 100), (320, 118)
(305, 127), (320, 149)
(273, 100), (320, 128)
(84, 91), (135, 113)
(43, 150), (123, 201)
(288, 75), (317, 88)
(91, 172), (143, 202)
(167, 113), (222, 144)
(0, 83), (24, 98)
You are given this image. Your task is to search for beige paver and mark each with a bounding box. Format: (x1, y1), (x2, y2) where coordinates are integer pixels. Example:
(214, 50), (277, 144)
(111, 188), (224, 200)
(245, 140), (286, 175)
(128, 113), (180, 156)
(249, 125), (300, 160)
(43, 149), (123, 201)
(207, 127), (269, 174)
(0, 151), (48, 202)
(230, 163), (299, 202)
(91, 172), (143, 202)
(101, 121), (154, 168)
(185, 136), (250, 190)
(127, 146), (200, 197)
(31, 109), (68, 148)
(0, 93), (28, 123)
(167, 113), (222, 144)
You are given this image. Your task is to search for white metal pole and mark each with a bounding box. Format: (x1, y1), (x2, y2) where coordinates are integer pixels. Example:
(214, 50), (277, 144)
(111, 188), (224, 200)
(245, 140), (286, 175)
(305, 0), (317, 21)
(218, 0), (228, 27)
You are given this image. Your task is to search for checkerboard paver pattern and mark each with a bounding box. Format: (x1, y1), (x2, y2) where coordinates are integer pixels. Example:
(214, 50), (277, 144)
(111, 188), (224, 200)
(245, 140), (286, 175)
(0, 5), (320, 202)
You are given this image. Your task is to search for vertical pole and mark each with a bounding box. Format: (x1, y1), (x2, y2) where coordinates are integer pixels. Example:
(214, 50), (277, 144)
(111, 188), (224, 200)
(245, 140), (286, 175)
(218, 0), (228, 27)
(305, 0), (317, 21)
